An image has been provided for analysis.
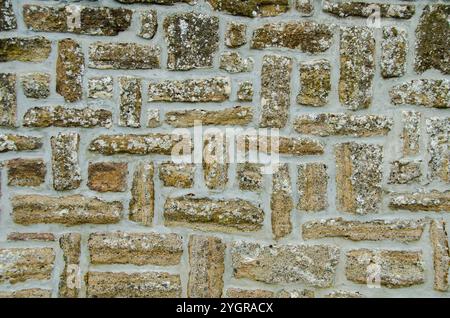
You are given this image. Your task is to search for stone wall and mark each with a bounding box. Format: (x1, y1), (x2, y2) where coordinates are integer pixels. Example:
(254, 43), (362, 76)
(0, 0), (449, 298)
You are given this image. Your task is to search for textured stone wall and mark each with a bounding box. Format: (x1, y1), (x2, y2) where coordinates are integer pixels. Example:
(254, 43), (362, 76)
(0, 0), (449, 298)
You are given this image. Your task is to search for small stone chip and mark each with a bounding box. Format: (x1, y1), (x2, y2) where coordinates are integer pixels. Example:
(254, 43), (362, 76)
(225, 22), (247, 48)
(56, 39), (84, 103)
(88, 162), (128, 192)
(88, 77), (113, 100)
(219, 52), (253, 73)
(231, 241), (340, 287)
(138, 10), (157, 39)
(147, 109), (161, 128)
(88, 232), (183, 266)
(129, 162), (154, 226)
(402, 111), (421, 156)
(346, 249), (425, 288)
(237, 81), (253, 102)
(164, 196), (264, 233)
(21, 73), (51, 99)
(51, 132), (81, 191)
(390, 79), (449, 108)
(430, 220), (450, 292)
(388, 160), (422, 184)
(7, 158), (46, 187)
(389, 191), (450, 212)
(0, 37), (51, 62)
(297, 59), (331, 106)
(426, 117), (449, 182)
(119, 77), (142, 128)
(297, 163), (328, 212)
(59, 233), (81, 298)
(207, 0), (289, 17)
(12, 194), (122, 225)
(237, 163), (263, 191)
(323, 0), (415, 19)
(0, 134), (42, 153)
(0, 0), (16, 31)
(271, 164), (293, 240)
(164, 12), (219, 71)
(381, 26), (408, 78)
(0, 73), (16, 127)
(159, 162), (195, 188)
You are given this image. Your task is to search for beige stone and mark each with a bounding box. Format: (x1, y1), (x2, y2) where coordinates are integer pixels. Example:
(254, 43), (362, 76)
(271, 164), (293, 240)
(88, 162), (128, 192)
(159, 162), (195, 188)
(389, 191), (450, 212)
(7, 158), (46, 187)
(129, 162), (154, 226)
(430, 220), (450, 292)
(297, 163), (328, 212)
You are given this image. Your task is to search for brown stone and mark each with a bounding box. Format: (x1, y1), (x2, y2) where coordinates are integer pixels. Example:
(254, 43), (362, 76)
(226, 288), (274, 298)
(129, 162), (154, 226)
(7, 158), (46, 187)
(271, 164), (293, 240)
(51, 132), (81, 191)
(203, 132), (228, 190)
(237, 163), (263, 191)
(297, 163), (328, 212)
(7, 232), (55, 242)
(88, 162), (128, 192)
(389, 191), (450, 212)
(219, 52), (253, 73)
(297, 60), (331, 106)
(381, 26), (408, 78)
(119, 77), (142, 128)
(159, 162), (195, 188)
(56, 39), (84, 103)
(426, 118), (449, 182)
(430, 220), (450, 291)
(0, 289), (52, 298)
(0, 73), (16, 127)
(240, 135), (324, 156)
(0, 134), (42, 153)
(296, 0), (314, 16)
(0, 0), (16, 31)
(402, 111), (421, 156)
(0, 37), (51, 62)
(21, 73), (51, 99)
(390, 79), (449, 108)
(88, 76), (113, 100)
(225, 22), (247, 48)
(207, 0), (289, 17)
(388, 160), (422, 184)
(323, 0), (415, 19)
(237, 81), (253, 102)
(59, 233), (81, 298)
(138, 10), (157, 39)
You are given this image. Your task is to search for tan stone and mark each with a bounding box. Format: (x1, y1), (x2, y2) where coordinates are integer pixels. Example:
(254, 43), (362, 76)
(225, 22), (247, 48)
(430, 220), (450, 292)
(276, 289), (315, 298)
(402, 111), (421, 156)
(237, 81), (253, 102)
(0, 289), (51, 298)
(390, 79), (449, 108)
(0, 73), (16, 127)
(7, 232), (55, 242)
(389, 191), (450, 212)
(119, 77), (142, 128)
(56, 39), (84, 103)
(51, 132), (81, 191)
(7, 158), (46, 187)
(0, 134), (42, 152)
(296, 0), (314, 16)
(159, 162), (195, 188)
(381, 26), (408, 78)
(240, 135), (324, 156)
(297, 163), (328, 212)
(203, 132), (228, 190)
(297, 60), (331, 106)
(237, 163), (263, 191)
(226, 288), (274, 298)
(138, 10), (157, 39)
(88, 76), (113, 100)
(21, 73), (51, 99)
(388, 160), (422, 184)
(271, 164), (293, 240)
(427, 118), (449, 182)
(0, 37), (51, 62)
(88, 162), (128, 192)
(323, 0), (415, 19)
(59, 233), (81, 298)
(207, 0), (289, 17)
(325, 290), (364, 298)
(219, 52), (253, 73)
(0, 0), (16, 31)
(129, 162), (154, 226)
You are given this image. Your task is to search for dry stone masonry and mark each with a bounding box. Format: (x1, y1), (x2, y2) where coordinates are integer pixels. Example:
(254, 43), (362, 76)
(0, 0), (448, 298)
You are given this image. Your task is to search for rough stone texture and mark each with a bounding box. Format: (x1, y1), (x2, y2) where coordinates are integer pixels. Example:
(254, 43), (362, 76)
(251, 22), (333, 53)
(203, 132), (228, 190)
(0, 248), (55, 284)
(85, 271), (181, 298)
(260, 55), (292, 128)
(0, 0), (16, 31)
(430, 220), (450, 292)
(148, 77), (230, 103)
(381, 26), (408, 78)
(303, 218), (426, 242)
(414, 5), (449, 75)
(237, 81), (253, 102)
(226, 288), (274, 298)
(231, 241), (340, 287)
(339, 27), (375, 110)
(240, 135), (324, 156)
(426, 118), (449, 183)
(0, 289), (51, 298)
(159, 162), (195, 188)
(188, 235), (225, 298)
(166, 106), (252, 128)
(297, 163), (328, 212)
(164, 13), (219, 71)
(0, 37), (51, 62)
(164, 196), (264, 233)
(51, 132), (81, 191)
(129, 162), (154, 226)
(297, 60), (331, 107)
(402, 111), (421, 156)
(335, 142), (383, 214)
(296, 0), (314, 16)
(388, 160), (422, 184)
(21, 73), (51, 99)
(147, 109), (161, 128)
(23, 5), (132, 36)
(0, 73), (16, 127)
(220, 52), (253, 73)
(88, 77), (113, 100)
(346, 249), (425, 288)
(59, 233), (81, 298)
(23, 106), (112, 128)
(88, 162), (128, 192)
(276, 289), (315, 298)
(7, 233), (55, 242)
(89, 42), (160, 70)
(7, 158), (46, 187)
(139, 10), (157, 39)
(12, 194), (122, 225)
(325, 291), (364, 298)
(237, 163), (263, 191)
(323, 0), (415, 19)
(119, 77), (142, 128)
(390, 79), (449, 109)
(271, 164), (293, 240)
(0, 134), (42, 153)
(207, 0), (289, 17)
(294, 114), (392, 137)
(57, 39), (84, 103)
(225, 22), (247, 48)
(88, 232), (183, 266)
(389, 191), (450, 212)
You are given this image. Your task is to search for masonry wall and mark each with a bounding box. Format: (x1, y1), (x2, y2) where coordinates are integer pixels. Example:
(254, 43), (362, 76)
(0, 0), (449, 298)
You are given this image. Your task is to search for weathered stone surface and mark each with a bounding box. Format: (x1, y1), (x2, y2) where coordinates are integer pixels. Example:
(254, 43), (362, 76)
(159, 162), (195, 188)
(390, 79), (449, 108)
(23, 5), (132, 36)
(294, 114), (392, 137)
(139, 10), (157, 39)
(260, 55), (292, 128)
(237, 81), (253, 102)
(59, 233), (81, 298)
(12, 194), (122, 225)
(57, 39), (84, 103)
(51, 132), (81, 191)
(7, 232), (55, 242)
(166, 106), (252, 128)
(346, 249), (425, 288)
(339, 27), (375, 110)
(148, 77), (230, 103)
(0, 37), (51, 62)
(147, 109), (161, 128)
(7, 158), (46, 187)
(323, 0), (415, 19)
(388, 160), (422, 184)
(415, 5), (450, 74)
(231, 241), (340, 287)
(426, 118), (449, 182)
(203, 132), (228, 190)
(164, 196), (264, 232)
(430, 220), (450, 292)
(188, 235), (225, 298)
(225, 22), (247, 48)
(0, 0), (16, 31)
(89, 42), (160, 70)
(23, 106), (112, 128)
(303, 218), (426, 242)
(389, 191), (450, 212)
(0, 134), (42, 152)
(88, 232), (183, 266)
(402, 111), (421, 156)
(237, 163), (263, 191)
(207, 0), (289, 17)
(271, 164), (293, 240)
(296, 0), (314, 16)
(0, 248), (55, 284)
(226, 288), (274, 298)
(220, 52), (253, 73)
(0, 289), (52, 298)
(119, 77), (142, 128)
(88, 162), (128, 192)
(297, 163), (328, 212)
(85, 271), (181, 298)
(325, 290), (364, 298)
(21, 73), (50, 99)
(381, 26), (408, 78)
(0, 73), (16, 127)
(251, 22), (333, 53)
(129, 162), (154, 226)
(276, 289), (315, 298)
(88, 76), (113, 100)
(297, 60), (331, 106)
(240, 135), (324, 156)
(335, 142), (383, 214)
(89, 134), (191, 156)
(116, 0), (192, 3)
(164, 13), (219, 71)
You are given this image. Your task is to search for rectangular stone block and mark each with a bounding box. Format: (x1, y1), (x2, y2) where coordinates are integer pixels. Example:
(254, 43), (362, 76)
(0, 289), (51, 298)
(0, 37), (51, 62)
(0, 73), (16, 127)
(297, 60), (331, 106)
(381, 26), (408, 78)
(56, 39), (84, 103)
(51, 132), (81, 191)
(240, 135), (324, 156)
(390, 79), (449, 108)
(323, 0), (415, 19)
(0, 134), (42, 152)
(208, 0), (289, 17)
(297, 163), (328, 212)
(430, 220), (450, 292)
(427, 117), (449, 182)
(159, 162), (195, 188)
(237, 163), (263, 191)
(59, 233), (81, 298)
(7, 158), (46, 187)
(129, 162), (154, 226)
(389, 191), (449, 212)
(88, 162), (128, 192)
(0, 0), (16, 31)
(203, 132), (228, 190)
(7, 232), (55, 242)
(402, 111), (421, 156)
(271, 164), (293, 240)
(119, 77), (142, 128)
